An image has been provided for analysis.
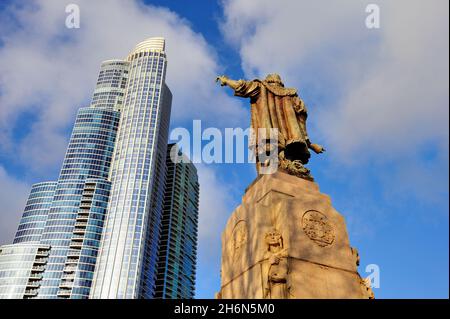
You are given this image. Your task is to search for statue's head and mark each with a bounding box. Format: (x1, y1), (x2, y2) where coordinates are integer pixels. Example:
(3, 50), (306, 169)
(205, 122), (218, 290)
(265, 74), (284, 87)
(265, 229), (283, 249)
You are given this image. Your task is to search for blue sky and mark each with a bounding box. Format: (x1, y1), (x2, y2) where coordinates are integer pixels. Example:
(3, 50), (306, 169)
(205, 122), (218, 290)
(0, 0), (448, 299)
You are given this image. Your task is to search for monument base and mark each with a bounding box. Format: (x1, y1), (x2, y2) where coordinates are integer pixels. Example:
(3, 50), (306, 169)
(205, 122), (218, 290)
(217, 172), (373, 299)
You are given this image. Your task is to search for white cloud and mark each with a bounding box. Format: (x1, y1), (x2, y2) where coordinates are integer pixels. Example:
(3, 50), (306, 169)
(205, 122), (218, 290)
(0, 166), (30, 244)
(0, 0), (245, 174)
(220, 0), (449, 161)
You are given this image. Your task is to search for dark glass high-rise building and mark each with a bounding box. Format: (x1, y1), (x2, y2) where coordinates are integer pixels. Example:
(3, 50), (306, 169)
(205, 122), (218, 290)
(154, 144), (199, 299)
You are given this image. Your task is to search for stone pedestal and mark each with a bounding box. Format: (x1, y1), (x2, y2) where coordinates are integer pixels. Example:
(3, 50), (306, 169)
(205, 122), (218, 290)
(218, 172), (372, 299)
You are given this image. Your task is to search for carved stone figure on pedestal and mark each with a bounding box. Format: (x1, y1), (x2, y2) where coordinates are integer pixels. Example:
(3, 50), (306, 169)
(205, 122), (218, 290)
(262, 229), (290, 299)
(216, 74), (325, 180)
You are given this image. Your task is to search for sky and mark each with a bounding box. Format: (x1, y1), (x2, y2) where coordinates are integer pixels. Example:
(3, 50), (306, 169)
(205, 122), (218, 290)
(0, 0), (448, 299)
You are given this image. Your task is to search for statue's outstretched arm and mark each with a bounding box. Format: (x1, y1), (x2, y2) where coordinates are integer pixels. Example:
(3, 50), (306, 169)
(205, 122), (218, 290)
(216, 75), (242, 90)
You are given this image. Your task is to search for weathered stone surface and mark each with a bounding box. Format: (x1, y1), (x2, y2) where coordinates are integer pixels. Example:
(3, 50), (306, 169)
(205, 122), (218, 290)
(218, 172), (372, 299)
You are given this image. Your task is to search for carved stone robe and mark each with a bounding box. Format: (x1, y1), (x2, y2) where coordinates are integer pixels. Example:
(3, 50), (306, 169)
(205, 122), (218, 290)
(262, 247), (290, 299)
(233, 79), (311, 164)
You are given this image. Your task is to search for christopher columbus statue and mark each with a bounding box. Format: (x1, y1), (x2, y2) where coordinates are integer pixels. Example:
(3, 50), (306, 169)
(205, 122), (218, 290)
(216, 73), (325, 180)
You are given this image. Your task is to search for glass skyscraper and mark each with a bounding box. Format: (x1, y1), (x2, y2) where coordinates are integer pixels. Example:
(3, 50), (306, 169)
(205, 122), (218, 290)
(0, 37), (199, 300)
(90, 37), (172, 299)
(154, 144), (199, 299)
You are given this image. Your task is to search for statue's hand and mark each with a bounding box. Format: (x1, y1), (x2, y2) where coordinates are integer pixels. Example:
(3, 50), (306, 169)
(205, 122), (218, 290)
(216, 75), (228, 86)
(310, 143), (325, 154)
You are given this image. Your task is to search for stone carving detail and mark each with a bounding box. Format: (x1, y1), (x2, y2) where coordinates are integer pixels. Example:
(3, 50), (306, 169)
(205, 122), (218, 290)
(262, 229), (291, 299)
(230, 220), (248, 261)
(302, 210), (335, 247)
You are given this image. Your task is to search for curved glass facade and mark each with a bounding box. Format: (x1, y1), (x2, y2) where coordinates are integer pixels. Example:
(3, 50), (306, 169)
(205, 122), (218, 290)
(13, 182), (57, 244)
(91, 38), (172, 299)
(91, 60), (129, 111)
(58, 179), (112, 298)
(37, 107), (120, 299)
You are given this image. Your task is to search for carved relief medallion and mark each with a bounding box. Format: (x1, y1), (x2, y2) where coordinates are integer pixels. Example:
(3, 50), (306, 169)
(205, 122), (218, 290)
(230, 220), (248, 260)
(302, 210), (335, 247)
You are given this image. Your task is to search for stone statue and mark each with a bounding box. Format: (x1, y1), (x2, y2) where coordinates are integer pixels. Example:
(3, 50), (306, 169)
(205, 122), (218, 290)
(262, 229), (290, 299)
(216, 74), (325, 180)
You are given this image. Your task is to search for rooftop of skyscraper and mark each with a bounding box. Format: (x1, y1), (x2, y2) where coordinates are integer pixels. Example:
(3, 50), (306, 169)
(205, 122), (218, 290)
(130, 37), (166, 55)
